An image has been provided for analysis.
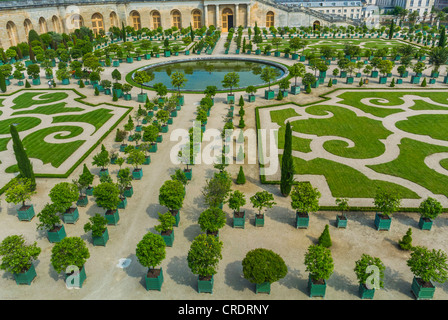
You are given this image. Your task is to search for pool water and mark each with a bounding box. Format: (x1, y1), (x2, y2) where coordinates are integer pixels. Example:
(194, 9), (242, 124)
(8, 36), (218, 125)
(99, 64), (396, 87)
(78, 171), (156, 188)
(140, 58), (286, 91)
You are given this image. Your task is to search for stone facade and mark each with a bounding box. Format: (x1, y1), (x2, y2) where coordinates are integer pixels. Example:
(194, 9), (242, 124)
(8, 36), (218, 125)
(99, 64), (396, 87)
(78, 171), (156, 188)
(0, 0), (347, 49)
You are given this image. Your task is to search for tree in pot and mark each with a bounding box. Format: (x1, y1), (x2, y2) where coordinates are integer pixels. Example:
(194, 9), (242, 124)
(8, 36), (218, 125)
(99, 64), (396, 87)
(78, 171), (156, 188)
(373, 188), (401, 231)
(260, 66), (280, 100)
(4, 177), (37, 221)
(417, 197), (443, 230)
(227, 190), (246, 229)
(93, 181), (121, 225)
(154, 212), (176, 247)
(127, 148), (146, 180)
(335, 197), (349, 228)
(49, 182), (80, 224)
(354, 254), (386, 299)
(159, 179), (185, 227)
(407, 246), (448, 300)
(198, 207), (226, 237)
(134, 70), (152, 101)
(290, 183), (321, 229)
(249, 191), (276, 227)
(170, 168), (189, 188)
(79, 164), (95, 196)
(136, 232), (166, 291)
(187, 234), (223, 294)
(222, 72), (240, 103)
(83, 213), (109, 246)
(242, 248), (288, 294)
(36, 203), (66, 243)
(50, 237), (90, 288)
(288, 62), (306, 94)
(92, 144), (110, 177)
(0, 235), (41, 285)
(202, 171), (232, 209)
(304, 244), (334, 298)
(117, 166), (134, 200)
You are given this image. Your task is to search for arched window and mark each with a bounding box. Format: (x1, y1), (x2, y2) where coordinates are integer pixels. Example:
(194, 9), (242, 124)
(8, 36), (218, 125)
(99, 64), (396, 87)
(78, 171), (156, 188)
(24, 19), (33, 40)
(7, 21), (19, 46)
(39, 17), (47, 33)
(110, 11), (119, 28)
(266, 11), (274, 28)
(70, 14), (83, 29)
(192, 9), (202, 29)
(152, 11), (161, 29)
(52, 16), (61, 33)
(172, 10), (182, 29)
(131, 11), (141, 30)
(91, 13), (104, 34)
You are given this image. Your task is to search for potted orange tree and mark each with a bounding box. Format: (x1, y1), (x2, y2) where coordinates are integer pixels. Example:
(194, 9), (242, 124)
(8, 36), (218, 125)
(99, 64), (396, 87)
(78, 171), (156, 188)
(0, 235), (41, 285)
(187, 234), (223, 294)
(154, 212), (176, 247)
(354, 254), (386, 299)
(291, 183), (321, 229)
(4, 177), (37, 221)
(83, 213), (109, 246)
(198, 207), (226, 237)
(228, 190), (246, 228)
(36, 203), (66, 243)
(93, 181), (121, 226)
(49, 182), (80, 224)
(158, 179), (185, 227)
(418, 197), (443, 231)
(373, 188), (401, 231)
(249, 191), (276, 227)
(136, 232), (167, 291)
(304, 244), (334, 298)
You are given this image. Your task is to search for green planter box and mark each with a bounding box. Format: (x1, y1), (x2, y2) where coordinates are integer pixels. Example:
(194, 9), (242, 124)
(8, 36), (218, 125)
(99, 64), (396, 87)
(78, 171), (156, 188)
(418, 217), (433, 230)
(264, 90), (275, 100)
(92, 228), (109, 246)
(311, 80), (320, 88)
(47, 225), (67, 243)
(62, 78), (70, 85)
(184, 168), (192, 180)
(132, 168), (143, 180)
(144, 54), (151, 60)
(379, 76), (387, 84)
(255, 214), (265, 227)
(164, 51), (171, 57)
(65, 265), (87, 288)
(177, 95), (185, 106)
(119, 144), (127, 152)
(300, 56), (306, 62)
(296, 212), (309, 229)
(145, 268), (164, 291)
(171, 209), (180, 227)
(63, 207), (79, 224)
(198, 275), (214, 293)
(118, 195), (127, 209)
(411, 277), (436, 300)
(149, 143), (158, 153)
(161, 230), (174, 247)
(371, 71), (378, 78)
(255, 49), (261, 55)
(156, 135), (163, 143)
(308, 276), (327, 298)
(282, 90), (288, 97)
(227, 94), (235, 104)
(161, 125), (169, 133)
(411, 76), (420, 84)
(429, 78), (436, 84)
(124, 185), (134, 198)
(105, 209), (120, 225)
(99, 168), (109, 178)
(374, 213), (391, 231)
(76, 195), (88, 207)
(143, 155), (151, 165)
(340, 71), (347, 78)
(233, 211), (245, 228)
(85, 186), (94, 196)
(32, 78), (41, 85)
(359, 283), (375, 299)
(397, 79), (403, 84)
(274, 51), (281, 57)
(17, 205), (35, 221)
(291, 86), (300, 95)
(336, 215), (347, 228)
(138, 93), (147, 103)
(170, 110), (178, 118)
(14, 264), (37, 285)
(256, 281), (271, 294)
(346, 77), (354, 84)
(113, 60), (120, 67)
(126, 57), (134, 63)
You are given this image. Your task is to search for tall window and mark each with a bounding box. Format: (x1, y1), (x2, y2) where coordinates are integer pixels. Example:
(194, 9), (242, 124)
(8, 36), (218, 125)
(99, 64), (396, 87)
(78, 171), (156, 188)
(131, 11), (141, 30)
(172, 10), (182, 29)
(91, 13), (104, 34)
(152, 11), (161, 29)
(266, 11), (274, 28)
(110, 12), (119, 27)
(192, 10), (202, 29)
(52, 16), (61, 33)
(24, 19), (33, 40)
(7, 21), (19, 46)
(39, 17), (47, 33)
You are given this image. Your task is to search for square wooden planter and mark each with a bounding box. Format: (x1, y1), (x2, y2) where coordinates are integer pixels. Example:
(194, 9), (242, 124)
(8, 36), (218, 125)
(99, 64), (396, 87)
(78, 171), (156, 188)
(13, 264), (37, 285)
(124, 186), (134, 198)
(411, 277), (436, 300)
(255, 281), (271, 294)
(47, 225), (67, 243)
(418, 217), (433, 230)
(145, 268), (164, 291)
(171, 209), (180, 227)
(65, 265), (87, 288)
(17, 205), (35, 221)
(308, 275), (327, 298)
(374, 213), (391, 231)
(359, 283), (375, 299)
(336, 215), (347, 228)
(92, 228), (109, 246)
(296, 212), (309, 229)
(255, 214), (265, 227)
(161, 229), (175, 247)
(63, 207), (79, 224)
(264, 90), (275, 100)
(184, 168), (192, 180)
(227, 94), (235, 104)
(118, 196), (127, 209)
(198, 275), (214, 294)
(76, 195), (88, 207)
(132, 168), (143, 180)
(232, 211), (245, 228)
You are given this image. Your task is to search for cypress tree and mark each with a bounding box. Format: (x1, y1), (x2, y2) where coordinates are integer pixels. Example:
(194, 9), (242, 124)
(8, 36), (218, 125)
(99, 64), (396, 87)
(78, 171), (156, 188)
(190, 23), (195, 42)
(388, 20), (394, 40)
(236, 166), (246, 185)
(10, 124), (36, 190)
(439, 26), (446, 48)
(122, 22), (127, 42)
(0, 72), (6, 93)
(318, 224), (332, 248)
(280, 122), (294, 196)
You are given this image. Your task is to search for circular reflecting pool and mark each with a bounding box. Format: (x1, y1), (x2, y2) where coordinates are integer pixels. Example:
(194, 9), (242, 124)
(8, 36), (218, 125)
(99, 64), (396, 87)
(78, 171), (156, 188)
(135, 57), (288, 91)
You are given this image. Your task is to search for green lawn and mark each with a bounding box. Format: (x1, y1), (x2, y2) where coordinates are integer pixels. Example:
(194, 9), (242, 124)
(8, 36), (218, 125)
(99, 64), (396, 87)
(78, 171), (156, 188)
(396, 114), (448, 141)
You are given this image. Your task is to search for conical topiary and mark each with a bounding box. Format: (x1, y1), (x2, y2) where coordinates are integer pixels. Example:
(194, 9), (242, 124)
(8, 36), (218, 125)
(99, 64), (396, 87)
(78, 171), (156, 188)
(390, 78), (395, 87)
(328, 78), (333, 87)
(398, 228), (413, 250)
(94, 87), (99, 96)
(25, 80), (31, 88)
(236, 166), (246, 185)
(79, 79), (85, 88)
(318, 224), (332, 248)
(421, 77), (427, 87)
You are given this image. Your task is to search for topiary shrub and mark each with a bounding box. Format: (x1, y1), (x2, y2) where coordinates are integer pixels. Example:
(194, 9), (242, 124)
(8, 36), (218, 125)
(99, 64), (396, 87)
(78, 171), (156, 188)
(25, 80), (31, 88)
(398, 228), (413, 250)
(421, 77), (427, 87)
(236, 166), (246, 185)
(318, 224), (332, 248)
(242, 248), (288, 285)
